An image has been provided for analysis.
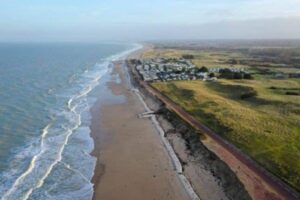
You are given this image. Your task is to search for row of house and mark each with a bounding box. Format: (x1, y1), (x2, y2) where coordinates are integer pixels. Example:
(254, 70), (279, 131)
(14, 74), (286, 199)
(274, 71), (300, 79)
(136, 58), (253, 82)
(136, 58), (216, 82)
(209, 67), (246, 73)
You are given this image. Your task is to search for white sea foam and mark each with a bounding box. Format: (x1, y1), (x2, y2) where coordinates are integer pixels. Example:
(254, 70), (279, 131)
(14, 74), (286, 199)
(1, 43), (142, 200)
(1, 124), (52, 200)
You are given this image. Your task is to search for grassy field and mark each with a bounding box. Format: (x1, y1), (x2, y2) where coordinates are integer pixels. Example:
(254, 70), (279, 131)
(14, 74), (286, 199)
(152, 80), (300, 189)
(143, 48), (248, 69)
(146, 47), (300, 190)
(142, 48), (300, 74)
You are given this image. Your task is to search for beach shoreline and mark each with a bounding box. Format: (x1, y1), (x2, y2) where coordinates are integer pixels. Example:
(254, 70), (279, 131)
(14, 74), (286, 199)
(125, 50), (253, 200)
(90, 45), (252, 200)
(89, 55), (191, 199)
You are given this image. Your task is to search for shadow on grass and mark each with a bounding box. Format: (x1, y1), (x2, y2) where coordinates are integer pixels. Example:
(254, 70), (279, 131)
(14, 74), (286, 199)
(191, 107), (232, 136)
(205, 82), (300, 114)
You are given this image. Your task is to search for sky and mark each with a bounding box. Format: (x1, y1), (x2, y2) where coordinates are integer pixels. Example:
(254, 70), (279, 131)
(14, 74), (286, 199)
(0, 0), (300, 42)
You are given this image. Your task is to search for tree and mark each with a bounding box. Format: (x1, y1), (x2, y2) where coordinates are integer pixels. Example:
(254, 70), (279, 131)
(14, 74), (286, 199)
(244, 73), (253, 79)
(233, 72), (243, 79)
(241, 90), (257, 99)
(198, 66), (208, 72)
(182, 54), (194, 59)
(229, 59), (238, 65)
(209, 73), (215, 78)
(219, 68), (233, 79)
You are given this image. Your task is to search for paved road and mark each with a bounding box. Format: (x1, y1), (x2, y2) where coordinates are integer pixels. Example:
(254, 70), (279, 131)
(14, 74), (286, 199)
(129, 62), (300, 200)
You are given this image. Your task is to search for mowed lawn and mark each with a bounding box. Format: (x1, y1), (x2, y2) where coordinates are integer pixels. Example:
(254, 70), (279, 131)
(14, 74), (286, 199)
(152, 79), (300, 190)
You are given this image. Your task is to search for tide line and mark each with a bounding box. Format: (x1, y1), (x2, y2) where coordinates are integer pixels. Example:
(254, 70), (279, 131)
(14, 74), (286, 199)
(132, 88), (200, 200)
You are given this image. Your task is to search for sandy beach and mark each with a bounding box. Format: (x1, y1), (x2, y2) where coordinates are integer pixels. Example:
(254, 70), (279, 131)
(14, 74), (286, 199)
(89, 46), (252, 200)
(90, 60), (189, 200)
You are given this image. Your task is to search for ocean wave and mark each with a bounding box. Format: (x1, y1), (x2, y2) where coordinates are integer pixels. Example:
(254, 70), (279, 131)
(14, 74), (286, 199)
(0, 43), (142, 200)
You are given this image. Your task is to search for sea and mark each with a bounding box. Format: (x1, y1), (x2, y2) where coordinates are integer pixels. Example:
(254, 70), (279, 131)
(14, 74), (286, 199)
(0, 42), (140, 200)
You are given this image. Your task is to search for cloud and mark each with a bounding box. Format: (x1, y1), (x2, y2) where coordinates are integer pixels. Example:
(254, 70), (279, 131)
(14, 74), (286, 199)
(103, 17), (300, 41)
(1, 0), (300, 42)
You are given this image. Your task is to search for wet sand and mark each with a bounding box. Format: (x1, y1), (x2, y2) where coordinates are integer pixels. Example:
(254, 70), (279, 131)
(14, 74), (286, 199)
(90, 61), (189, 200)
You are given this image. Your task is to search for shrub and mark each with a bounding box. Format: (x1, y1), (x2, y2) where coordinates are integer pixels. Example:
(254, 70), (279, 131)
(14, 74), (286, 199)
(219, 68), (233, 79)
(241, 90), (257, 99)
(198, 66), (208, 72)
(233, 72), (243, 79)
(182, 54), (194, 59)
(244, 73), (253, 79)
(269, 86), (277, 90)
(286, 92), (299, 96)
(209, 73), (215, 78)
(180, 89), (195, 98)
(228, 59), (238, 65)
